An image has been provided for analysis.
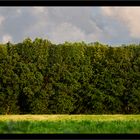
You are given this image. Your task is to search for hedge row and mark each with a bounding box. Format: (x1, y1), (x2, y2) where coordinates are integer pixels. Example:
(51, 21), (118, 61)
(0, 38), (140, 114)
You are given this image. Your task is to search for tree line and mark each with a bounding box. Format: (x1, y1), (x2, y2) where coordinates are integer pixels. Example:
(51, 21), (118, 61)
(0, 38), (140, 114)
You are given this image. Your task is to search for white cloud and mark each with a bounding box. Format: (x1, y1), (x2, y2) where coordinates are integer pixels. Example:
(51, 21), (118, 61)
(16, 9), (22, 15)
(33, 7), (46, 12)
(50, 22), (103, 43)
(101, 7), (140, 38)
(101, 7), (115, 16)
(2, 34), (13, 43)
(31, 7), (48, 15)
(50, 22), (85, 43)
(0, 15), (5, 25)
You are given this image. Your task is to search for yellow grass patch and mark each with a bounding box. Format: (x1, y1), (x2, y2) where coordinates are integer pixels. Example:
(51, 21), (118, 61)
(0, 115), (140, 122)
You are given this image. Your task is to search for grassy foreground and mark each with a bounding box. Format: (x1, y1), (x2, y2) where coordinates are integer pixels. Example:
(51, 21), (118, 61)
(0, 115), (140, 133)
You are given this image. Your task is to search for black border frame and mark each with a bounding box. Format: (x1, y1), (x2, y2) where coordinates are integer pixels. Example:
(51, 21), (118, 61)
(0, 0), (140, 6)
(0, 134), (140, 139)
(0, 0), (140, 139)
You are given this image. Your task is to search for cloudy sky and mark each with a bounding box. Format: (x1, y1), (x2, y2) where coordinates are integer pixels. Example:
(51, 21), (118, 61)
(0, 7), (140, 45)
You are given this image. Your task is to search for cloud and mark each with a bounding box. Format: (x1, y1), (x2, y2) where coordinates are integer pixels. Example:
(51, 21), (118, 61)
(101, 7), (140, 38)
(50, 22), (101, 43)
(32, 7), (46, 13)
(0, 15), (5, 25)
(2, 34), (13, 43)
(43, 7), (105, 43)
(0, 7), (49, 42)
(11, 7), (104, 43)
(0, 7), (140, 45)
(50, 22), (85, 43)
(47, 7), (101, 35)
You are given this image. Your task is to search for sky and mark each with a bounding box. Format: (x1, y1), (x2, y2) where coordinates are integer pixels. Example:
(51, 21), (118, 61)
(0, 7), (140, 45)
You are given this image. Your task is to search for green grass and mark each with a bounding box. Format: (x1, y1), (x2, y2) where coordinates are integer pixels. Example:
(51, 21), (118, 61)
(0, 115), (140, 133)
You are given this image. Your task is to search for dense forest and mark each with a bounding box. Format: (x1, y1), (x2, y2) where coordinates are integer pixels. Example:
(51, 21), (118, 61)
(0, 38), (140, 114)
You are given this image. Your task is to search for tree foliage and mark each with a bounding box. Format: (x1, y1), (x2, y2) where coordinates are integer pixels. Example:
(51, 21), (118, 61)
(0, 38), (140, 114)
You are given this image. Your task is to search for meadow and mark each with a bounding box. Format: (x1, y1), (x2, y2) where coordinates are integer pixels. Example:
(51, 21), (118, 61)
(0, 115), (140, 133)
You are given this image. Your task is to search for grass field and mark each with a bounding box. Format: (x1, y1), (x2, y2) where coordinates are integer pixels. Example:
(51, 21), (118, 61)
(0, 115), (140, 133)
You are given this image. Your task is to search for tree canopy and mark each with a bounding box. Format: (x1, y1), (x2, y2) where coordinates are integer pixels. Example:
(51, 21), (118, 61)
(0, 38), (140, 114)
